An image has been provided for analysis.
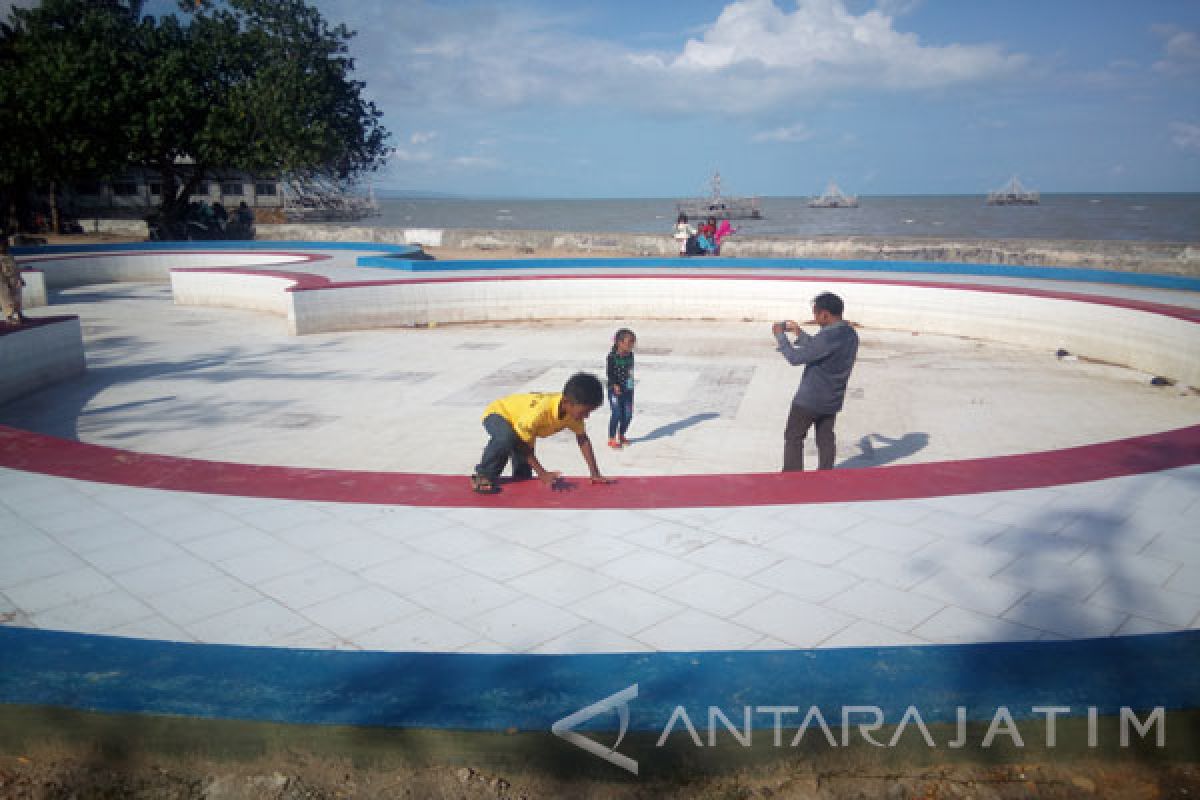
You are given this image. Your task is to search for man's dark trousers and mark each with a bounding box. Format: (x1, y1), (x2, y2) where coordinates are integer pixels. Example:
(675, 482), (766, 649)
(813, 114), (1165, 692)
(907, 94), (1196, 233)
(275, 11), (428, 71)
(783, 404), (837, 471)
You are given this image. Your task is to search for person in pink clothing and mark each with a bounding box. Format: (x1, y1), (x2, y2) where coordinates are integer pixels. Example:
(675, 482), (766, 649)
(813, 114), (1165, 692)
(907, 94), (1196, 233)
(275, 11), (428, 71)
(714, 219), (738, 255)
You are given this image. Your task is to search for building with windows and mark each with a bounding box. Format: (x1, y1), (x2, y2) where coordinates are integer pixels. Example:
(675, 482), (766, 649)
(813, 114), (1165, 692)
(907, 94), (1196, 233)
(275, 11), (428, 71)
(63, 168), (284, 218)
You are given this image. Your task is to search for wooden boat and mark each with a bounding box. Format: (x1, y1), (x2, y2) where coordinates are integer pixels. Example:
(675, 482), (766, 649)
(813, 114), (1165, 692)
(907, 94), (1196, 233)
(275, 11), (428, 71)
(676, 171), (762, 220)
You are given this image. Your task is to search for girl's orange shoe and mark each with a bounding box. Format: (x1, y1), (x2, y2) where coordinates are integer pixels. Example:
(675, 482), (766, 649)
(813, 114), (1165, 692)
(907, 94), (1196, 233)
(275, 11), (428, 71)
(607, 438), (622, 449)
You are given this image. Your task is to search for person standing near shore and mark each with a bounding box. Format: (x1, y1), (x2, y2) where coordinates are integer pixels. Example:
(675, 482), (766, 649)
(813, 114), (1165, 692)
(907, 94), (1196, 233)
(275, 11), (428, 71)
(606, 328), (637, 448)
(696, 216), (717, 254)
(714, 219), (737, 254)
(673, 213), (695, 256)
(772, 292), (859, 471)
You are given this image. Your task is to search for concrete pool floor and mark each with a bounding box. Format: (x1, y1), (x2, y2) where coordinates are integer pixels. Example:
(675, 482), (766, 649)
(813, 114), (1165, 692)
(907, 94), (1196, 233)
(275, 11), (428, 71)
(1, 249), (1198, 657)
(0, 281), (1194, 476)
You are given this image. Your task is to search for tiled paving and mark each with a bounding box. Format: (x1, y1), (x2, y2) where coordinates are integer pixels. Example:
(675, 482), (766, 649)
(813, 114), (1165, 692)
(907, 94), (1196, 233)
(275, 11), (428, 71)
(2, 461), (1198, 653)
(1, 247), (1198, 656)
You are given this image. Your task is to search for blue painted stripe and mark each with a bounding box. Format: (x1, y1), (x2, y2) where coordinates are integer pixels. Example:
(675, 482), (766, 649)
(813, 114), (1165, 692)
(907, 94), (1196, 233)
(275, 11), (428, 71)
(14, 241), (419, 256)
(2, 627), (1196, 731)
(359, 255), (1200, 292)
(16, 243), (1197, 291)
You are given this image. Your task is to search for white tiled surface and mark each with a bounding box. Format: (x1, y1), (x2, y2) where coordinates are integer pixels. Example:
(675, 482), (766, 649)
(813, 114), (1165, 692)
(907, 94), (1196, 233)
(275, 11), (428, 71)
(2, 261), (1199, 654)
(3, 464), (1198, 653)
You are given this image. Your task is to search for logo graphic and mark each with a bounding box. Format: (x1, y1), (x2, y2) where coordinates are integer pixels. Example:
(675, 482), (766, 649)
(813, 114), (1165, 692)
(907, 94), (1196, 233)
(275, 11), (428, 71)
(551, 683), (639, 774)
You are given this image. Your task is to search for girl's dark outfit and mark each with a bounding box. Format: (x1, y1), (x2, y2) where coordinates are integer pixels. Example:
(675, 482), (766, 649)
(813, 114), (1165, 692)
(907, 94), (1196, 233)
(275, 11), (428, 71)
(606, 349), (635, 440)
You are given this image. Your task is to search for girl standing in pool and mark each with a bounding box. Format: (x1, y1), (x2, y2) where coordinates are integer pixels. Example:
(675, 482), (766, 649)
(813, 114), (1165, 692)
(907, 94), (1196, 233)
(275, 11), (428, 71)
(606, 328), (637, 448)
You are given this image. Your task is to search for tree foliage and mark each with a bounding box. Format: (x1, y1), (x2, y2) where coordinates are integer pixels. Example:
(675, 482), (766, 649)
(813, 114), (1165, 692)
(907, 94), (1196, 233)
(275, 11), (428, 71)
(0, 0), (146, 229)
(0, 0), (390, 230)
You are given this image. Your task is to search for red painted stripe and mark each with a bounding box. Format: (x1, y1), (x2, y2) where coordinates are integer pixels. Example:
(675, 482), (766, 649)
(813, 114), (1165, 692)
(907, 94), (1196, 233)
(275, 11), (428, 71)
(1, 424), (1197, 509)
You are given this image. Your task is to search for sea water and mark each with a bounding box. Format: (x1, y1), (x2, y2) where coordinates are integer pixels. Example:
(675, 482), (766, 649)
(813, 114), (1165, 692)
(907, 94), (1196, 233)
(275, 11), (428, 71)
(366, 194), (1200, 242)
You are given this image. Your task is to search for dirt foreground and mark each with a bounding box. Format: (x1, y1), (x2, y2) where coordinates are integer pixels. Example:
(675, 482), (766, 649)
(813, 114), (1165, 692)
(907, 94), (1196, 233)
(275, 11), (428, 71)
(2, 750), (1198, 800)
(1, 706), (1197, 800)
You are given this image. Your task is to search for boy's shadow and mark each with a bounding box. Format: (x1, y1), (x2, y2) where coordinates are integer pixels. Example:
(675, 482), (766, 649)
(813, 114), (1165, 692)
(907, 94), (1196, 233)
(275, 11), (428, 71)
(626, 412), (720, 444)
(838, 432), (929, 469)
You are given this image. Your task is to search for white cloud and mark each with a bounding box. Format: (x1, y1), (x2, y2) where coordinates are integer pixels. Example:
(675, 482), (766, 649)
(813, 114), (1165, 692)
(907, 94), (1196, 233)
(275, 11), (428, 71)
(410, 131), (437, 145)
(1152, 25), (1200, 75)
(389, 147), (433, 163)
(872, 0), (922, 16)
(1170, 122), (1200, 153)
(345, 0), (1026, 117)
(752, 122), (813, 143)
(451, 156), (500, 170)
(671, 0), (1025, 89)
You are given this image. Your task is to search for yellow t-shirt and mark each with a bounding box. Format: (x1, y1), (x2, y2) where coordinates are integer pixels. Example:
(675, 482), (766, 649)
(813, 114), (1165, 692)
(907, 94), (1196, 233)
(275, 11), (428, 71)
(483, 392), (585, 443)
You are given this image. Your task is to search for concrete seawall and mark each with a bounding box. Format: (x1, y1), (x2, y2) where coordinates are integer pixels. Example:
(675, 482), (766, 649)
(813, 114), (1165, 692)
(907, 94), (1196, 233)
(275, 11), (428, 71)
(69, 218), (1199, 275)
(254, 224), (1200, 276)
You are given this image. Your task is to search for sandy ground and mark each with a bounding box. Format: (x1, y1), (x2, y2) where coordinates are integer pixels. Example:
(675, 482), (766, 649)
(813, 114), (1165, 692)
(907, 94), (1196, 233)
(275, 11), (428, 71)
(2, 749), (1198, 799)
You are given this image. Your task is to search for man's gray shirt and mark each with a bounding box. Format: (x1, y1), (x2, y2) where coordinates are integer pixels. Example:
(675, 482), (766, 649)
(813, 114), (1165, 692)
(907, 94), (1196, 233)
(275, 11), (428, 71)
(774, 320), (859, 415)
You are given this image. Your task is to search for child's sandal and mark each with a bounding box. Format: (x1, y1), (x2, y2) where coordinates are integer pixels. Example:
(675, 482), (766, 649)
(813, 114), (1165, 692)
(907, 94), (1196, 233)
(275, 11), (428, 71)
(471, 474), (498, 494)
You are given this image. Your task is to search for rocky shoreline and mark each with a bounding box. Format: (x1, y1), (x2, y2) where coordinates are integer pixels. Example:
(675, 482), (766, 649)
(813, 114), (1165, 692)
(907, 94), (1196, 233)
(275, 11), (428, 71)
(258, 224), (1200, 276)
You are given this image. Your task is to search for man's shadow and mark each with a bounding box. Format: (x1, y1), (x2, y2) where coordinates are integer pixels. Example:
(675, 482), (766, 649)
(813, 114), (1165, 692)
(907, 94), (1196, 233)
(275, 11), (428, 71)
(838, 432), (930, 469)
(627, 412), (720, 443)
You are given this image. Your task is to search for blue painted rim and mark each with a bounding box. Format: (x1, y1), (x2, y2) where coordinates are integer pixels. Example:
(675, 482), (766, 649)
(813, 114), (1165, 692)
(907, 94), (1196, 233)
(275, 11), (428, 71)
(2, 627), (1195, 731)
(14, 241), (419, 256)
(15, 242), (1197, 291)
(357, 255), (1200, 292)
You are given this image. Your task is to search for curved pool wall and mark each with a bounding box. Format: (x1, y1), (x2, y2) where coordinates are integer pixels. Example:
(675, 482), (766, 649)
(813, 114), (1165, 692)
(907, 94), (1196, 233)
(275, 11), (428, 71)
(177, 267), (1200, 385)
(360, 254), (1200, 293)
(4, 240), (1199, 754)
(0, 316), (86, 406)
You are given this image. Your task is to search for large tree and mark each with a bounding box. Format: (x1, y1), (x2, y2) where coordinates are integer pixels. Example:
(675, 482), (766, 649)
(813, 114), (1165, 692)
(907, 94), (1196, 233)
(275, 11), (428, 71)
(131, 0), (390, 223)
(0, 0), (390, 236)
(0, 0), (146, 233)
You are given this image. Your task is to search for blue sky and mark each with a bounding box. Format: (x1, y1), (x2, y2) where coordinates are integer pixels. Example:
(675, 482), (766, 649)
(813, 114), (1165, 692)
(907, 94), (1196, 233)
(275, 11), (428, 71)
(334, 0), (1200, 197)
(11, 0), (1200, 196)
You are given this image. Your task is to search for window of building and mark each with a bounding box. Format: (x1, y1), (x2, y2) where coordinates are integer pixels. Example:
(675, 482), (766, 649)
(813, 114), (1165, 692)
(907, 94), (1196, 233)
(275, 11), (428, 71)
(254, 182), (277, 196)
(111, 181), (139, 196)
(190, 182), (210, 197)
(149, 182), (162, 197)
(77, 182), (102, 196)
(221, 182), (244, 196)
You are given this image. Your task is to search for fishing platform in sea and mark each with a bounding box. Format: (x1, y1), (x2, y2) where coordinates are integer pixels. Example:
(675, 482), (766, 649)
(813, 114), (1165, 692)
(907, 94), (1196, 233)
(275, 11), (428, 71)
(987, 175), (1040, 206)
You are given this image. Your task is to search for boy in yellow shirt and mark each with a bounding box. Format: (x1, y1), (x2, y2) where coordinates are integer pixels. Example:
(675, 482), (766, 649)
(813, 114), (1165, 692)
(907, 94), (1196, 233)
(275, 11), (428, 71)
(472, 372), (610, 493)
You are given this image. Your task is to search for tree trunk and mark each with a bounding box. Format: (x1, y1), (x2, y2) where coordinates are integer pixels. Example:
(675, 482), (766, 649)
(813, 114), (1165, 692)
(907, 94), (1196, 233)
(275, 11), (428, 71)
(4, 199), (17, 239)
(49, 181), (60, 235)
